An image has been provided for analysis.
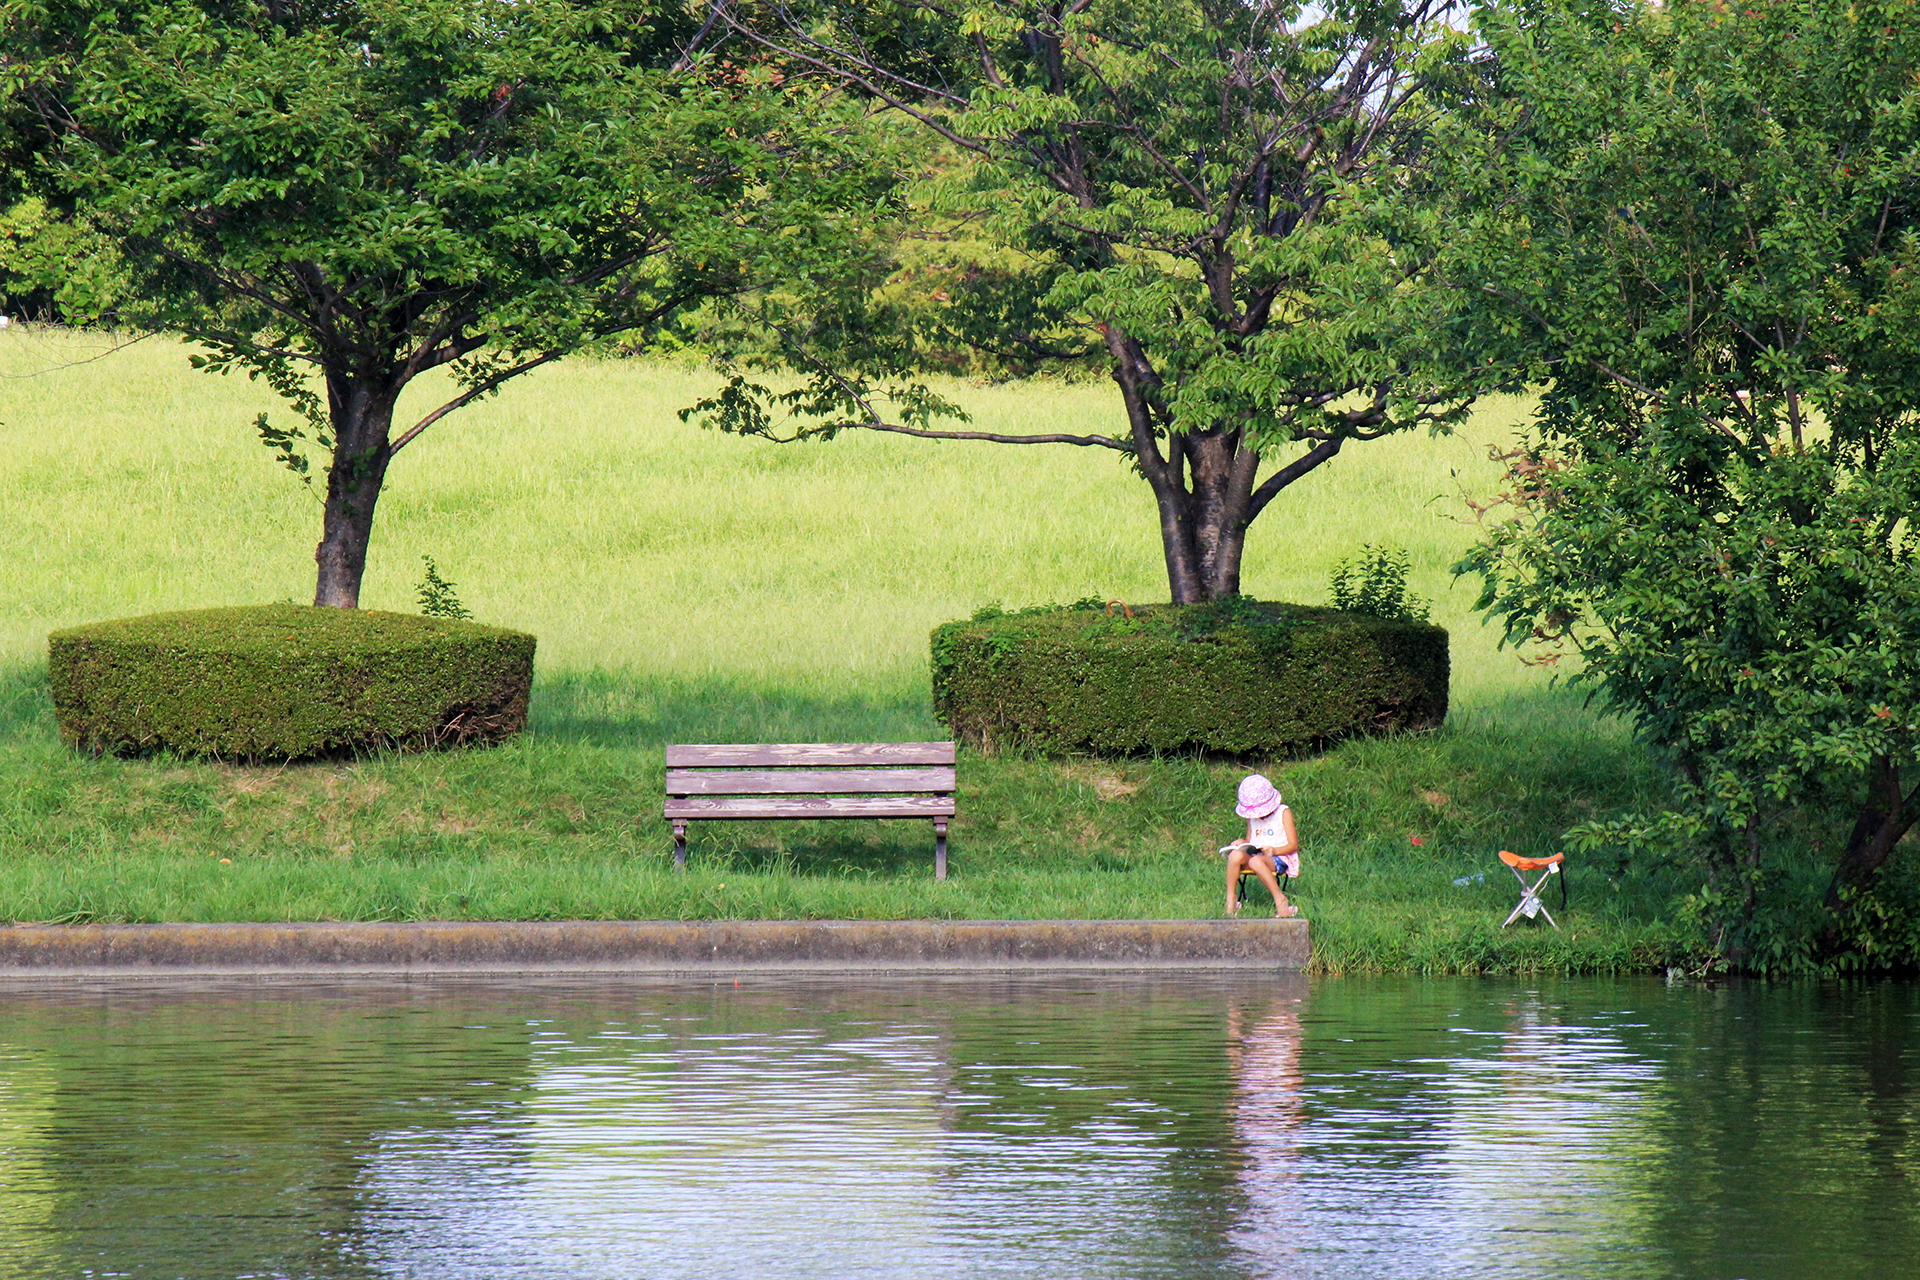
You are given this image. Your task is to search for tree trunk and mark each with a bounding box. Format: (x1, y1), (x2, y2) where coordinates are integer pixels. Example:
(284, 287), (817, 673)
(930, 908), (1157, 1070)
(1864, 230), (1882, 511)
(313, 376), (396, 609)
(1822, 753), (1917, 922)
(1108, 328), (1342, 603)
(1170, 426), (1255, 602)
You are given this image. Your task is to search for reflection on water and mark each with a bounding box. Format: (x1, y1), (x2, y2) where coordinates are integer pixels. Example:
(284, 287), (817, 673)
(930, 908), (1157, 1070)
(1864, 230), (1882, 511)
(0, 975), (1914, 1279)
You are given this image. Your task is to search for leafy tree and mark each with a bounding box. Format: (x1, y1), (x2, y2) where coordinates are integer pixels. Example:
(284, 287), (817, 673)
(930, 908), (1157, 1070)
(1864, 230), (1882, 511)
(2, 0), (894, 606)
(0, 196), (126, 322)
(694, 0), (1485, 603)
(1448, 0), (1920, 966)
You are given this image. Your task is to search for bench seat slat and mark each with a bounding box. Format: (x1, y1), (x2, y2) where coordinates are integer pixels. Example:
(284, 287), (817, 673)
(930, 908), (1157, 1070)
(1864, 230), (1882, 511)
(666, 767), (955, 796)
(666, 795), (957, 820)
(666, 742), (955, 768)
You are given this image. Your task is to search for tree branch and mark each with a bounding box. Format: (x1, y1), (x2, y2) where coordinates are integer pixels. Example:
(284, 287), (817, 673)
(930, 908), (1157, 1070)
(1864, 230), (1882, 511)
(1246, 436), (1343, 522)
(389, 349), (566, 454)
(835, 421), (1131, 448)
(714, 6), (986, 156)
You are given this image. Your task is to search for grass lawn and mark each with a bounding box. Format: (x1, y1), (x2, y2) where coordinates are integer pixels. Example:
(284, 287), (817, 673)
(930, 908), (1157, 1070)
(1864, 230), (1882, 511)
(0, 328), (1700, 972)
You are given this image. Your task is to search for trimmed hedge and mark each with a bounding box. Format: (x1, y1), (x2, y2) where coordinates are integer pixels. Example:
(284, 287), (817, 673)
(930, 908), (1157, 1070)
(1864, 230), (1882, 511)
(50, 604), (535, 761)
(931, 600), (1447, 757)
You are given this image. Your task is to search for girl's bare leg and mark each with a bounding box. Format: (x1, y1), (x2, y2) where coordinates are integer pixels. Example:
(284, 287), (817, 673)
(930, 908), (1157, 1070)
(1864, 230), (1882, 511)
(1247, 855), (1294, 917)
(1225, 848), (1251, 916)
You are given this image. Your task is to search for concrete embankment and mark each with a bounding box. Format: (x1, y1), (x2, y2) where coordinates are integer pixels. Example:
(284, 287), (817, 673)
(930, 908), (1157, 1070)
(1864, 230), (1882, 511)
(0, 919), (1309, 976)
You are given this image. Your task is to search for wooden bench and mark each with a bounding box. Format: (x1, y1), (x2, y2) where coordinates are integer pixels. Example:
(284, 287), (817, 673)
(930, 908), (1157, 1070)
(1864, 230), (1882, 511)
(664, 742), (958, 879)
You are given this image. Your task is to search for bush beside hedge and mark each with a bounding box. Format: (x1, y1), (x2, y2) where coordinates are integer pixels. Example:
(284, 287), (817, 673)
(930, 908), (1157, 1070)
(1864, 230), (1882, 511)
(50, 604), (536, 760)
(931, 600), (1447, 757)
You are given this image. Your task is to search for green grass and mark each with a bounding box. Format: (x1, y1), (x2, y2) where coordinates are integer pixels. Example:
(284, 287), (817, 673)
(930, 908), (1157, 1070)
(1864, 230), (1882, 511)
(0, 328), (1698, 971)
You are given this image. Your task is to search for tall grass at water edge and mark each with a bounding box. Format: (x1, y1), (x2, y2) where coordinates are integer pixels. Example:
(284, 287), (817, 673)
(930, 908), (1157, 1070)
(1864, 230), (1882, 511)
(0, 329), (1691, 970)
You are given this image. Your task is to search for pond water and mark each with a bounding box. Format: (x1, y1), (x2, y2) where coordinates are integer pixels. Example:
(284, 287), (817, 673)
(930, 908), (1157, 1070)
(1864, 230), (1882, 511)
(0, 974), (1913, 1280)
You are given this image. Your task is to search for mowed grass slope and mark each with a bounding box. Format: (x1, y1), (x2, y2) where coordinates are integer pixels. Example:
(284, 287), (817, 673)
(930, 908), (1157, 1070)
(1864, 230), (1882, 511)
(0, 329), (1690, 970)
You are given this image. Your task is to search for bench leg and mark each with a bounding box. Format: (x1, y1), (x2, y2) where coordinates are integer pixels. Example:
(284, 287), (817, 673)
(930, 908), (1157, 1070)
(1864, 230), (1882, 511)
(935, 819), (948, 881)
(673, 821), (687, 870)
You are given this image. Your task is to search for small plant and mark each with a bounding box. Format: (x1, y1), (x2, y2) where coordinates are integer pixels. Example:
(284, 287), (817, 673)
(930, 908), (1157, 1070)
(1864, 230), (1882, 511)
(1193, 592), (1265, 628)
(416, 555), (473, 620)
(1330, 544), (1430, 622)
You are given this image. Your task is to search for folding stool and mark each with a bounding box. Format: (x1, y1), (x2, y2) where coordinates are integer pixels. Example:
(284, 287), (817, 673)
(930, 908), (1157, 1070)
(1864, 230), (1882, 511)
(1227, 848), (1302, 912)
(1237, 863), (1303, 909)
(1498, 850), (1566, 929)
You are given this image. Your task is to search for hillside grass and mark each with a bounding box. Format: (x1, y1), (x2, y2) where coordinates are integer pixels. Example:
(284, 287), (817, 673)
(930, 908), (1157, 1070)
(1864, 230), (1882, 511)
(0, 327), (1698, 972)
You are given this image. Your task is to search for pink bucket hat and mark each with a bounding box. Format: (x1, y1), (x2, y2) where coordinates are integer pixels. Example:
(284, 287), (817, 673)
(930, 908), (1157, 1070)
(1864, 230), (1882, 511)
(1235, 774), (1282, 819)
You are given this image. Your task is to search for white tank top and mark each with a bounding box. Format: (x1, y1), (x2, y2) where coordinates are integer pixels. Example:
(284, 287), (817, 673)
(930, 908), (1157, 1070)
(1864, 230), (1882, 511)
(1248, 805), (1290, 848)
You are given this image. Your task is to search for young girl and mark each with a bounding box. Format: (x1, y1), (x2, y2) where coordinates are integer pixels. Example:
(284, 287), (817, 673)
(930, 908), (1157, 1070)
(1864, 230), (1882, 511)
(1224, 774), (1301, 918)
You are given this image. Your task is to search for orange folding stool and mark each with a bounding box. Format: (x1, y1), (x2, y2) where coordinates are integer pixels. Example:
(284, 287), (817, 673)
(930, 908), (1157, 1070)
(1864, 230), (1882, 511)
(1498, 850), (1566, 929)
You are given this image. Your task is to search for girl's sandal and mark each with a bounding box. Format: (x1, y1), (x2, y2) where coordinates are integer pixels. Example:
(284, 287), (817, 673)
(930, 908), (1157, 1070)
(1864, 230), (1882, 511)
(1226, 901), (1242, 918)
(1276, 905), (1300, 919)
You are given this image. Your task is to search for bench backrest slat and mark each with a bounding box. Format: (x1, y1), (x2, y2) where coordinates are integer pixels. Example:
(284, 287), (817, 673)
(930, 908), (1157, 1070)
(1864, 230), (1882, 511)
(666, 742), (955, 768)
(666, 766), (955, 796)
(667, 795), (956, 819)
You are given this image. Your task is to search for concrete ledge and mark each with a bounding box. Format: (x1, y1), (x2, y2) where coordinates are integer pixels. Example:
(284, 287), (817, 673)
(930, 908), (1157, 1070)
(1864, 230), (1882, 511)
(0, 919), (1309, 976)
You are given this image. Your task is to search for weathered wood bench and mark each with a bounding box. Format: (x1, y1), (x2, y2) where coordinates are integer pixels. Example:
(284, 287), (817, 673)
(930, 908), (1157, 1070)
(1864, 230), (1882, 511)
(664, 742), (958, 879)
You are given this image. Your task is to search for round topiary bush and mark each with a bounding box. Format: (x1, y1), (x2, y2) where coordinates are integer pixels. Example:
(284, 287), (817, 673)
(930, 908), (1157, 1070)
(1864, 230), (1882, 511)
(931, 599), (1447, 757)
(49, 604), (536, 760)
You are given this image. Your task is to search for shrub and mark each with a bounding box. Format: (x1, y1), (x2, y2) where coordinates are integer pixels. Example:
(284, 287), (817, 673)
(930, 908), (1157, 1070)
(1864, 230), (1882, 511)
(415, 555), (473, 620)
(1329, 544), (1430, 622)
(49, 604), (535, 761)
(931, 599), (1447, 757)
